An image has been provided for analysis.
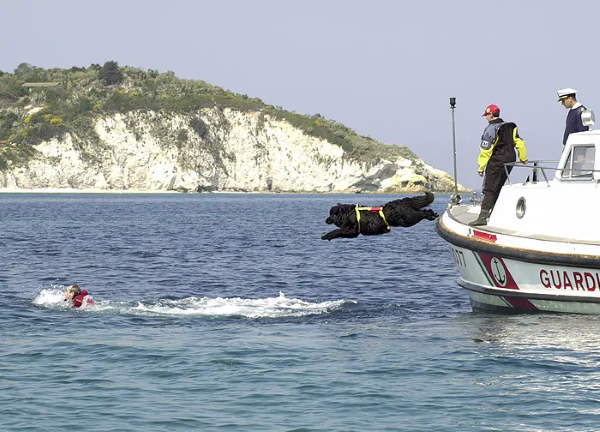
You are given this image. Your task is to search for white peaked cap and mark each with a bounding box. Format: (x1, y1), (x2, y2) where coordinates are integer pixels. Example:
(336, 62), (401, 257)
(557, 88), (578, 101)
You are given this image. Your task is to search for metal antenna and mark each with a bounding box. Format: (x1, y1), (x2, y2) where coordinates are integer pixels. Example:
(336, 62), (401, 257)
(449, 97), (461, 205)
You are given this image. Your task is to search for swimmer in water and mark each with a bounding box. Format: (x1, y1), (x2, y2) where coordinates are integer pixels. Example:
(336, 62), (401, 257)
(65, 284), (95, 308)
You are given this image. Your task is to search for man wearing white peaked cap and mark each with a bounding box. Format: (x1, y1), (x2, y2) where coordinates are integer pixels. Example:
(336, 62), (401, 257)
(557, 88), (591, 145)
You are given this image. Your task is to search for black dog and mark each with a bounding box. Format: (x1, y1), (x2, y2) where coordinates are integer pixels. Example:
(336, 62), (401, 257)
(321, 192), (438, 241)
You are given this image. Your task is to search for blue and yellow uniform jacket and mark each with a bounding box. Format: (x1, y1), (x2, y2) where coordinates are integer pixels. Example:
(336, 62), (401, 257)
(478, 118), (527, 173)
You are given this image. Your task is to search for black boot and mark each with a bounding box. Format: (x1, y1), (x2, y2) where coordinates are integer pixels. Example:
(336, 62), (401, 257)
(469, 209), (491, 226)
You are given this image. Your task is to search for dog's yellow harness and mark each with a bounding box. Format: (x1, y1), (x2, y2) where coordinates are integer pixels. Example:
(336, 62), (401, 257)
(355, 206), (391, 233)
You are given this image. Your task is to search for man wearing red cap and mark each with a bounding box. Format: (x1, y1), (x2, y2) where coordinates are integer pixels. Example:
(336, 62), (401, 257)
(470, 104), (528, 226)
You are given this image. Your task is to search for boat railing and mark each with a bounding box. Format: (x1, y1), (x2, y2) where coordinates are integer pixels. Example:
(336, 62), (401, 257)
(504, 160), (557, 185)
(467, 161), (558, 206)
(503, 160), (600, 185)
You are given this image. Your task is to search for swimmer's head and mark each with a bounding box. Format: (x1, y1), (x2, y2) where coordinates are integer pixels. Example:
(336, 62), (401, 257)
(65, 284), (81, 300)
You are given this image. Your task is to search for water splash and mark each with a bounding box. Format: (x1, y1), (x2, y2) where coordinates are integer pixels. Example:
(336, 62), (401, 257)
(32, 286), (96, 310)
(33, 288), (353, 318)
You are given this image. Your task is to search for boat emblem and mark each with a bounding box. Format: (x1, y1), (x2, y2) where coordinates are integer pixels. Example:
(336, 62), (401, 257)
(491, 257), (507, 287)
(475, 252), (519, 290)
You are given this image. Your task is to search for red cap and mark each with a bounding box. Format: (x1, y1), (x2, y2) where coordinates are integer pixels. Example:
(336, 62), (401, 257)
(482, 104), (500, 116)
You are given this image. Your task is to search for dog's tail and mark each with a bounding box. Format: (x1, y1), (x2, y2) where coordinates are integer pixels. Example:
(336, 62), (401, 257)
(409, 192), (434, 209)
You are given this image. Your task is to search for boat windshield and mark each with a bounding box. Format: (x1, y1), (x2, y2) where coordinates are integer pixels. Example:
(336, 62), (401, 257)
(562, 144), (596, 179)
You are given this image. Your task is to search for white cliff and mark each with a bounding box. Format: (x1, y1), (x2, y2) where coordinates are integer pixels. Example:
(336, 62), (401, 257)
(0, 108), (461, 193)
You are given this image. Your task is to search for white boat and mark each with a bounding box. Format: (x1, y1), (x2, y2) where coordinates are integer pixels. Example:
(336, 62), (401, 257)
(437, 131), (600, 313)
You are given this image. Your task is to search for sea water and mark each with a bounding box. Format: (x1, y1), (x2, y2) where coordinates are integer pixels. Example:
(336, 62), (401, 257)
(2, 193), (600, 432)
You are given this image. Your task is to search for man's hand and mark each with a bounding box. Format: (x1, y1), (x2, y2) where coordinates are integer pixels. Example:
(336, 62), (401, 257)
(478, 171), (484, 177)
(521, 159), (528, 164)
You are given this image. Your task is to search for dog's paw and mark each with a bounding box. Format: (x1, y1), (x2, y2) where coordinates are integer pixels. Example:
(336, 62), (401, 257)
(321, 233), (333, 241)
(426, 210), (439, 220)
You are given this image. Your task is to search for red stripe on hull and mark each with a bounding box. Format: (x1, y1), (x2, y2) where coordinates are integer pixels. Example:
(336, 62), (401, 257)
(503, 296), (538, 311)
(472, 230), (497, 242)
(477, 253), (520, 290)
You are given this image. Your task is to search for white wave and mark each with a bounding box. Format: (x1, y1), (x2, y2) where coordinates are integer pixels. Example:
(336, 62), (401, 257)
(33, 287), (72, 308)
(33, 289), (352, 318)
(33, 287), (97, 309)
(131, 292), (350, 318)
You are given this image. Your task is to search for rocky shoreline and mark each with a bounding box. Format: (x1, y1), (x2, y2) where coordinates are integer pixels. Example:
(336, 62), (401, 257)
(0, 109), (464, 194)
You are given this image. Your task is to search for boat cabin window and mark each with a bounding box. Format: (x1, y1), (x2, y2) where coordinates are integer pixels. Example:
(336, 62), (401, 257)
(561, 145), (596, 179)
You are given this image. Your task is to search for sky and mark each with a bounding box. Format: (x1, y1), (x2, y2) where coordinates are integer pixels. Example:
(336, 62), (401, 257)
(2, 0), (598, 189)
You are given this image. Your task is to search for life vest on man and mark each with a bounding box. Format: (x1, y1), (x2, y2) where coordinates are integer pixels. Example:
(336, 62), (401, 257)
(480, 121), (504, 152)
(477, 119), (527, 172)
(72, 290), (95, 308)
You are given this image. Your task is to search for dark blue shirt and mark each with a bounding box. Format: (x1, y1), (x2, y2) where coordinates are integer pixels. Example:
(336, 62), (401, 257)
(563, 105), (589, 145)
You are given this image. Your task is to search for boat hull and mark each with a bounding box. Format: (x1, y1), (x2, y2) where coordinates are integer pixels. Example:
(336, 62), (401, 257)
(438, 215), (600, 314)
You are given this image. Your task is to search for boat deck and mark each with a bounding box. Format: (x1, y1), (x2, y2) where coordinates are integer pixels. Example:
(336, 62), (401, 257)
(448, 204), (600, 246)
(448, 204), (480, 225)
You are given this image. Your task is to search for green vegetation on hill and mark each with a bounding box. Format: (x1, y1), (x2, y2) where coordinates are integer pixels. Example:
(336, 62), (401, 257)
(0, 61), (417, 169)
